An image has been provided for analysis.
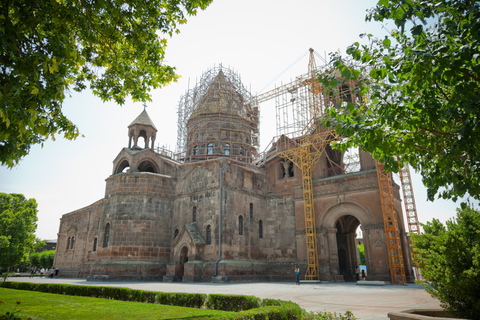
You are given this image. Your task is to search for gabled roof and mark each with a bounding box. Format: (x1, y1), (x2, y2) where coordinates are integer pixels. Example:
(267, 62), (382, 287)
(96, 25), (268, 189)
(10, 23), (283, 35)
(128, 110), (157, 131)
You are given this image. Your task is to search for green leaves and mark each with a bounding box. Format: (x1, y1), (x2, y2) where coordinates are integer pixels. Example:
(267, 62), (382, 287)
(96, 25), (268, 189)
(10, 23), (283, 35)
(0, 193), (39, 269)
(0, 0), (212, 167)
(321, 0), (480, 201)
(411, 205), (480, 319)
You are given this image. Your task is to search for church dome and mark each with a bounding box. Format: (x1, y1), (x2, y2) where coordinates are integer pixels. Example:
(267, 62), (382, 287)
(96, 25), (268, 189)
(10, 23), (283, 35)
(190, 70), (246, 119)
(177, 66), (259, 163)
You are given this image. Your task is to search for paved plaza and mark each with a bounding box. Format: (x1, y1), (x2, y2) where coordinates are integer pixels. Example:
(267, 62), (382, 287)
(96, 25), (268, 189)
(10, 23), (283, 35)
(6, 277), (441, 319)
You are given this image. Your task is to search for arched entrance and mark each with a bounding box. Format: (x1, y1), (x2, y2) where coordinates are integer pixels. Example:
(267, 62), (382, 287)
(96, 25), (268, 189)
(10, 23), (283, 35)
(335, 214), (363, 282)
(178, 246), (189, 281)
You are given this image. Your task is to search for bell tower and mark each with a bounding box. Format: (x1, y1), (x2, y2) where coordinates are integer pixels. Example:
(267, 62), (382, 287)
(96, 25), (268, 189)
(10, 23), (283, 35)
(128, 110), (157, 150)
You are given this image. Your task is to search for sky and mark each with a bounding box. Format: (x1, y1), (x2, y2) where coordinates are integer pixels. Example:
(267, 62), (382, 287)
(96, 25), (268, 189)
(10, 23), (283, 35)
(1, 0), (477, 240)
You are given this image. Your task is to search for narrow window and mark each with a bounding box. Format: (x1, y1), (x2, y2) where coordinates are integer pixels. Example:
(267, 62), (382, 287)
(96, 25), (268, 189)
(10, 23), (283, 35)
(103, 223), (110, 248)
(66, 237), (70, 250)
(93, 238), (97, 252)
(174, 229), (179, 239)
(207, 143), (214, 155)
(279, 162), (286, 179)
(206, 225), (212, 245)
(224, 143), (230, 155)
(193, 206), (197, 222)
(288, 161), (295, 177)
(249, 203), (253, 219)
(259, 220), (263, 239)
(238, 216), (243, 235)
(71, 237), (75, 249)
(193, 145), (198, 155)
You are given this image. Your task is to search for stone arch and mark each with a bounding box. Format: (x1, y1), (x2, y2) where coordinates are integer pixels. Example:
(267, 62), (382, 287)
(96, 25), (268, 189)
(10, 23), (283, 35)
(177, 244), (190, 280)
(137, 160), (159, 173)
(319, 200), (374, 228)
(319, 200), (374, 282)
(114, 159), (130, 174)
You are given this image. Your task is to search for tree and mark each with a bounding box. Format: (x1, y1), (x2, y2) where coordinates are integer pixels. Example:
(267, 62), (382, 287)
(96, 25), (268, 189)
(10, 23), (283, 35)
(411, 204), (480, 319)
(0, 193), (39, 270)
(319, 0), (480, 201)
(0, 0), (212, 167)
(39, 250), (55, 269)
(357, 244), (366, 265)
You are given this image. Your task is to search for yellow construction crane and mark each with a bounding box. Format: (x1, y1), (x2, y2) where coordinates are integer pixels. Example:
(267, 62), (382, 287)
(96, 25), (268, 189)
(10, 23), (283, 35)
(248, 48), (421, 284)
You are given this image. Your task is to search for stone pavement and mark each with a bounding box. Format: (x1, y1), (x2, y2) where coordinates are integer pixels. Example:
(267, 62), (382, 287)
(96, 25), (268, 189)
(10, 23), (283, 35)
(6, 277), (441, 320)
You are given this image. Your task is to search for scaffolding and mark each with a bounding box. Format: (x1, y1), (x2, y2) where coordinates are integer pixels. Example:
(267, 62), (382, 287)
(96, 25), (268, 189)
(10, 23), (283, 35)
(176, 65), (259, 163)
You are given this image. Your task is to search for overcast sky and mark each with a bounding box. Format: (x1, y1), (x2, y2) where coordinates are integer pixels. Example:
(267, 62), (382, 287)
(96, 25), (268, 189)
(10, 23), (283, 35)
(1, 0), (477, 240)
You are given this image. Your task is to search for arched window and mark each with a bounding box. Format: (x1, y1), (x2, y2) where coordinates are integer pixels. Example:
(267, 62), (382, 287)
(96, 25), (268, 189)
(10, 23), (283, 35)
(288, 161), (295, 177)
(259, 220), (263, 239)
(224, 143), (230, 155)
(249, 203), (253, 219)
(71, 237), (75, 249)
(66, 237), (70, 250)
(206, 225), (212, 245)
(174, 229), (179, 239)
(93, 238), (97, 252)
(207, 143), (214, 155)
(193, 206), (197, 222)
(238, 216), (243, 235)
(279, 162), (286, 179)
(103, 223), (110, 248)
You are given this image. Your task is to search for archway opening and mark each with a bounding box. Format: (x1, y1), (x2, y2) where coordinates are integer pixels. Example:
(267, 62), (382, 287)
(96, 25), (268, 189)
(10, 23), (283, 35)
(114, 160), (130, 174)
(179, 246), (189, 281)
(138, 160), (157, 173)
(335, 214), (363, 282)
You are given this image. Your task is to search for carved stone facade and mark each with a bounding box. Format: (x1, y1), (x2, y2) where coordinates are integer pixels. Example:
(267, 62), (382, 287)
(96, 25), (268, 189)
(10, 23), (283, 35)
(54, 69), (414, 283)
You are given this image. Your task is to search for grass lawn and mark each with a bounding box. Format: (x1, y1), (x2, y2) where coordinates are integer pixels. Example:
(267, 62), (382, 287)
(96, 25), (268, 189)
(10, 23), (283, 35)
(0, 288), (236, 319)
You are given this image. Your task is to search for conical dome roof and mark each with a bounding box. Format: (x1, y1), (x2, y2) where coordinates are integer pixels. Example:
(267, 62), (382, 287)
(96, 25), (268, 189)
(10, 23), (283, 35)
(128, 110), (157, 131)
(190, 70), (246, 119)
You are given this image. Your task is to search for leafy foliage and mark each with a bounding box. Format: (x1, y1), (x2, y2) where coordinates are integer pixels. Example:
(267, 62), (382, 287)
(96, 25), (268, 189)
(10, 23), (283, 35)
(29, 250), (55, 269)
(319, 0), (480, 201)
(357, 244), (365, 265)
(0, 193), (39, 269)
(303, 310), (356, 320)
(206, 294), (261, 312)
(0, 0), (212, 167)
(411, 204), (480, 319)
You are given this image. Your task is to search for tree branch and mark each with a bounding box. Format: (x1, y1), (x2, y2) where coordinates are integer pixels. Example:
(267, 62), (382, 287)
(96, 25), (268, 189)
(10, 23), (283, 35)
(434, 78), (450, 101)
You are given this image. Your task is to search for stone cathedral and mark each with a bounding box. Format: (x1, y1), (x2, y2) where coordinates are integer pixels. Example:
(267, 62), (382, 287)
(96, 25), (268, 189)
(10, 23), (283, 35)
(53, 66), (414, 283)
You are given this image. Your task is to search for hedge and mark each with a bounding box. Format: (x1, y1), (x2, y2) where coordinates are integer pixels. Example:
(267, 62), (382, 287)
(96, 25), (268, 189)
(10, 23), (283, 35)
(0, 281), (303, 319)
(206, 294), (261, 312)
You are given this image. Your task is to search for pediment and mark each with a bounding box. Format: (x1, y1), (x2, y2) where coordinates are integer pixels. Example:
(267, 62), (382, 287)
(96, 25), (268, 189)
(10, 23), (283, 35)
(173, 223), (205, 247)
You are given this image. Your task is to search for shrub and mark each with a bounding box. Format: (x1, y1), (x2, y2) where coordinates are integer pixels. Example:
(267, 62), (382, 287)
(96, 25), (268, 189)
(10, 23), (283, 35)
(206, 294), (261, 312)
(411, 204), (480, 319)
(156, 292), (206, 308)
(303, 310), (356, 320)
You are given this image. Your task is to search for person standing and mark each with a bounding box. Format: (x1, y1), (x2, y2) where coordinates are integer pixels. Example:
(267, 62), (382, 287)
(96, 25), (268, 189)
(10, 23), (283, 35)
(295, 265), (300, 285)
(355, 265), (360, 281)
